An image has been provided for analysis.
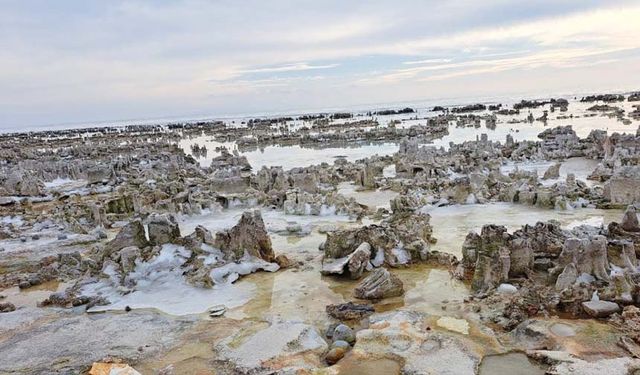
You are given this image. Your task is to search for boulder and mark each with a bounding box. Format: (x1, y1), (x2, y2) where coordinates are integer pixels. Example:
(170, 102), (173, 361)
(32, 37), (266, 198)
(555, 263), (577, 291)
(354, 268), (404, 299)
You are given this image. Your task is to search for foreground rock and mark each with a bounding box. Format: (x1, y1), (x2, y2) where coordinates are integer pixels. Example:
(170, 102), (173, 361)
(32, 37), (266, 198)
(328, 311), (479, 374)
(0, 311), (192, 374)
(354, 268), (404, 300)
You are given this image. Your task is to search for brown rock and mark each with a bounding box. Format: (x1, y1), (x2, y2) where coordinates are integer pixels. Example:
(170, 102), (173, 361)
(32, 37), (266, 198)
(325, 347), (346, 365)
(274, 254), (291, 268)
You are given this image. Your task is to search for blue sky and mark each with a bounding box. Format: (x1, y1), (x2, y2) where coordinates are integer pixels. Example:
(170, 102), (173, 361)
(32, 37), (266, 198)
(1, 0), (640, 128)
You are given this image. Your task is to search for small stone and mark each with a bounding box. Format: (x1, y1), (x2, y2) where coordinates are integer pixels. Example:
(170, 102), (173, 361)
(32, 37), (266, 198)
(496, 283), (518, 294)
(125, 305), (132, 312)
(209, 305), (226, 317)
(18, 281), (31, 289)
(286, 223), (303, 233)
(331, 340), (350, 350)
(88, 362), (142, 375)
(57, 234), (68, 240)
(325, 347), (346, 365)
(20, 236), (27, 242)
(333, 324), (355, 344)
(28, 276), (42, 286)
(32, 234), (40, 240)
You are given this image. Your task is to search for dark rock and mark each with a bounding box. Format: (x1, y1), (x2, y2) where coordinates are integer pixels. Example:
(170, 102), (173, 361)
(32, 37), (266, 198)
(0, 302), (16, 313)
(326, 302), (375, 320)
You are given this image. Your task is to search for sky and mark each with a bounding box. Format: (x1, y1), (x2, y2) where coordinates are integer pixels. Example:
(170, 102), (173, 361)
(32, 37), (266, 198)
(1, 0), (640, 129)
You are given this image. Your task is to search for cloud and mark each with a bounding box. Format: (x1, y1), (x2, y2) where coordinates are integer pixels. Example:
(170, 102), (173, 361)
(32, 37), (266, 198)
(239, 63), (340, 74)
(1, 0), (639, 127)
(403, 58), (452, 65)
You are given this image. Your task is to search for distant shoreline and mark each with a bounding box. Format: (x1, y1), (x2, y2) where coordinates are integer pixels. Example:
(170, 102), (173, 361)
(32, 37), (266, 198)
(1, 88), (637, 136)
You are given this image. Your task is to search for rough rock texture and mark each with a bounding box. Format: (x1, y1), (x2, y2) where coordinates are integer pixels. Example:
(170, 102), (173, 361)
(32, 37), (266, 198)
(214, 210), (274, 262)
(354, 268), (404, 300)
(621, 205), (639, 232)
(528, 350), (640, 375)
(214, 321), (328, 373)
(582, 300), (620, 318)
(543, 162), (561, 180)
(105, 220), (149, 253)
(331, 311), (479, 374)
(0, 302), (17, 313)
(326, 302), (375, 320)
(0, 311), (192, 374)
(322, 211), (436, 268)
(604, 166), (640, 205)
(321, 242), (371, 279)
(147, 213), (181, 245)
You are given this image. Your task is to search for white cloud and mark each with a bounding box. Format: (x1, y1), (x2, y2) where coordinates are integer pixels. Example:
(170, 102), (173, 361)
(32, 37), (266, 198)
(239, 63), (340, 74)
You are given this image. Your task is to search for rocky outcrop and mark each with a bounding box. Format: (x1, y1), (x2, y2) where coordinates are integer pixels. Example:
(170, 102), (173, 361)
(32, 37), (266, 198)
(461, 221), (568, 292)
(338, 311), (479, 374)
(214, 210), (274, 262)
(322, 211), (436, 272)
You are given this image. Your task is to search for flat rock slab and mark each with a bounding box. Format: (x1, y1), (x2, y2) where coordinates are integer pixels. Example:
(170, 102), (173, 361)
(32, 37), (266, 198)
(582, 300), (620, 318)
(215, 321), (328, 372)
(0, 311), (194, 374)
